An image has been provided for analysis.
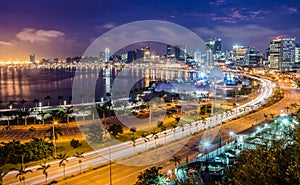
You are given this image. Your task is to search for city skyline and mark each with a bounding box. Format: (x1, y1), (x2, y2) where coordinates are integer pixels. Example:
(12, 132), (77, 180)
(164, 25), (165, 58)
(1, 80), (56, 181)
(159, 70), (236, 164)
(0, 0), (300, 60)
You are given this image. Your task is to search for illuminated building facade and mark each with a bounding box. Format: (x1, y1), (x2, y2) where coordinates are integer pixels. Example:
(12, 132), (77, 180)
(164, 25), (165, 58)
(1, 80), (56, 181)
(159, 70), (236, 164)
(30, 54), (35, 64)
(205, 37), (222, 54)
(269, 36), (296, 72)
(232, 45), (249, 66)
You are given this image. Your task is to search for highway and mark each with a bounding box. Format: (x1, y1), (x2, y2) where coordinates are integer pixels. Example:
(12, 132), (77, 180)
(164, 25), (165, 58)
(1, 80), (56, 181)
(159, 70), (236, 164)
(3, 76), (295, 185)
(55, 80), (299, 185)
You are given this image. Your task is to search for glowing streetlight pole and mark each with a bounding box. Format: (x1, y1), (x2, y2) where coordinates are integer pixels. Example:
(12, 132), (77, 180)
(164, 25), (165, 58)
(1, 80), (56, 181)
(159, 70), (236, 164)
(229, 131), (234, 144)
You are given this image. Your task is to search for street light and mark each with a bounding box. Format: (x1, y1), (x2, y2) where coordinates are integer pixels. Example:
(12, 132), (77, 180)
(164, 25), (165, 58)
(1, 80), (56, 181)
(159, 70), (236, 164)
(203, 141), (210, 172)
(229, 131), (234, 146)
(53, 121), (57, 158)
(203, 141), (210, 160)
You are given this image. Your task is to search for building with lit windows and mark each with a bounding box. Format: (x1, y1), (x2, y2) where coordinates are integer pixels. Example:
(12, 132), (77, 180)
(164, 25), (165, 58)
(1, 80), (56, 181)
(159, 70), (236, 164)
(193, 49), (202, 63)
(30, 54), (35, 64)
(295, 44), (300, 67)
(206, 49), (213, 66)
(105, 48), (110, 62)
(166, 45), (175, 57)
(248, 48), (261, 67)
(99, 51), (105, 62)
(205, 37), (222, 55)
(175, 44), (185, 59)
(232, 45), (249, 66)
(269, 36), (296, 72)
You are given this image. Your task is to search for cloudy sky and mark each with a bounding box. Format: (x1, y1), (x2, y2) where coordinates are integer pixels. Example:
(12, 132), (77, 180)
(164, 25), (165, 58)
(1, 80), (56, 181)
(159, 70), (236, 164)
(0, 0), (300, 60)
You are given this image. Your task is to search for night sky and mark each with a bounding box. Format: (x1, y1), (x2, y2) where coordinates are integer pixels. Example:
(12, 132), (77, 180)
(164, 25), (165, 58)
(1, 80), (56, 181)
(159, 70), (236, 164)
(0, 0), (300, 60)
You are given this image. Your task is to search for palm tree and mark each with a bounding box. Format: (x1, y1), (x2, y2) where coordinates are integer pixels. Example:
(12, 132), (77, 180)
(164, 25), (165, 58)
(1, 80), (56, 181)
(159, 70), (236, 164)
(44, 95), (52, 106)
(172, 124), (177, 141)
(130, 127), (137, 136)
(33, 99), (39, 108)
(163, 131), (167, 143)
(151, 130), (159, 147)
(0, 168), (9, 185)
(8, 100), (15, 109)
(263, 113), (268, 121)
(180, 124), (185, 136)
(73, 151), (84, 173)
(37, 162), (50, 184)
(20, 99), (27, 110)
(65, 107), (73, 124)
(140, 132), (149, 147)
(57, 96), (64, 106)
(169, 156), (181, 181)
(169, 156), (181, 168)
(39, 111), (46, 125)
(130, 135), (137, 152)
(51, 110), (64, 123)
(290, 103), (298, 113)
(270, 113), (275, 120)
(57, 153), (69, 181)
(13, 164), (32, 185)
(68, 96), (72, 104)
(285, 106), (290, 114)
(47, 125), (63, 140)
(188, 122), (193, 135)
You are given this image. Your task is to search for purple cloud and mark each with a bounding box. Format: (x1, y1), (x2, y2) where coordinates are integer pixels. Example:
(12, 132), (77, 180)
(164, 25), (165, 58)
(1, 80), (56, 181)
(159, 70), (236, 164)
(210, 0), (226, 5)
(0, 41), (12, 46)
(16, 28), (64, 43)
(282, 5), (298, 13)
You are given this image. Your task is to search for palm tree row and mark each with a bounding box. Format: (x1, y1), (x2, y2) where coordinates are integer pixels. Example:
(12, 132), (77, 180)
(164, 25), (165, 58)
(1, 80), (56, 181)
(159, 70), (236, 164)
(0, 149), (85, 185)
(0, 95), (72, 110)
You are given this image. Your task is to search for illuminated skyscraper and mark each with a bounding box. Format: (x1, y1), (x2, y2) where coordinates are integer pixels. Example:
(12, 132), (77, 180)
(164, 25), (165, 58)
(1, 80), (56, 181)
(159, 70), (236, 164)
(232, 45), (249, 66)
(193, 49), (202, 63)
(99, 52), (105, 62)
(249, 48), (261, 67)
(269, 36), (295, 72)
(205, 37), (222, 54)
(294, 44), (300, 66)
(174, 44), (185, 59)
(30, 54), (35, 63)
(206, 49), (213, 66)
(166, 45), (175, 57)
(105, 48), (110, 62)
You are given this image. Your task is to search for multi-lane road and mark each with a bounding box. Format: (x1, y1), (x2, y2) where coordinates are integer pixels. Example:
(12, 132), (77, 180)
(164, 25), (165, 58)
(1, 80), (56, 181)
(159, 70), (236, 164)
(3, 76), (299, 185)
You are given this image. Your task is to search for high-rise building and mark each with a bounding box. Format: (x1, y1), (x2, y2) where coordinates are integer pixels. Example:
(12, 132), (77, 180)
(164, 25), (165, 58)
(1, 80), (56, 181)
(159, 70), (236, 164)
(141, 46), (151, 61)
(136, 49), (143, 60)
(166, 45), (175, 57)
(99, 52), (105, 62)
(295, 44), (300, 66)
(205, 37), (222, 54)
(127, 50), (136, 63)
(269, 36), (296, 72)
(248, 48), (261, 67)
(174, 44), (185, 59)
(121, 53), (127, 62)
(30, 54), (35, 63)
(105, 48), (110, 62)
(206, 49), (213, 66)
(193, 49), (202, 63)
(232, 45), (249, 66)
